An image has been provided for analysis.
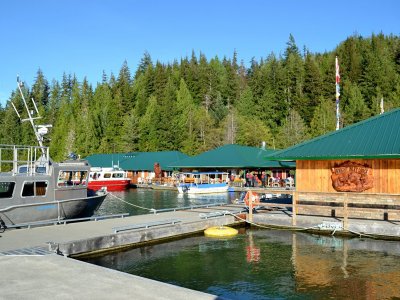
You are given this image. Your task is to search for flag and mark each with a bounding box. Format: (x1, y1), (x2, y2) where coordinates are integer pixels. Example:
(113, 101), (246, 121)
(335, 56), (340, 84)
(335, 56), (340, 131)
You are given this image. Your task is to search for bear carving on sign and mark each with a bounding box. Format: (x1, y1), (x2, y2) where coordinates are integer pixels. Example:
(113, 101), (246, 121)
(331, 161), (373, 192)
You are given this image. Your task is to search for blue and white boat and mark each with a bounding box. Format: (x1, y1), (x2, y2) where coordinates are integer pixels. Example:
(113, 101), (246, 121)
(177, 172), (230, 194)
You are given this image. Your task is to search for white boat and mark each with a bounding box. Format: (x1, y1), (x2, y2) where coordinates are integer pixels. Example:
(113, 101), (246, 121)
(177, 172), (229, 194)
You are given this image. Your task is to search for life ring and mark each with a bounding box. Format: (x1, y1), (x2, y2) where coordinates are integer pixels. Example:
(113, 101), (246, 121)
(204, 226), (238, 238)
(244, 191), (260, 206)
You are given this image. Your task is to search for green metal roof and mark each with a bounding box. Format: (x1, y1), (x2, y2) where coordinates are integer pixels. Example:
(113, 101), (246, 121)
(121, 151), (189, 171)
(85, 153), (129, 168)
(267, 108), (400, 161)
(86, 151), (189, 171)
(169, 144), (295, 168)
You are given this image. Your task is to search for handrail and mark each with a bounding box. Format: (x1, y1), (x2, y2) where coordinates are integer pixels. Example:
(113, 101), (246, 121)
(0, 144), (50, 175)
(5, 213), (129, 229)
(151, 203), (226, 214)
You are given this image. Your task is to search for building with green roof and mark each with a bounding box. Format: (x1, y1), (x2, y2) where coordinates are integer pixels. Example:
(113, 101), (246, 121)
(169, 144), (295, 185)
(267, 108), (400, 194)
(268, 108), (400, 161)
(170, 144), (294, 169)
(267, 109), (400, 221)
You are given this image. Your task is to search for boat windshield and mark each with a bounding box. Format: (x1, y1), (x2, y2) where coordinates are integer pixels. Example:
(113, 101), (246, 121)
(112, 173), (125, 178)
(57, 171), (88, 187)
(180, 172), (229, 184)
(18, 166), (47, 174)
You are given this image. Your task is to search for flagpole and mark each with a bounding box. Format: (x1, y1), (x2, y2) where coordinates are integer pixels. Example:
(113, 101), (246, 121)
(335, 56), (340, 130)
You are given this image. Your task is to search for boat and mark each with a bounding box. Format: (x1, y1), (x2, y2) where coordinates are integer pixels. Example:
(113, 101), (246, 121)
(0, 78), (107, 227)
(177, 171), (230, 194)
(88, 167), (130, 191)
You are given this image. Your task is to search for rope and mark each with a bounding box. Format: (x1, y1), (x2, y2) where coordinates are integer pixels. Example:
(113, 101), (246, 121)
(227, 209), (378, 238)
(226, 210), (319, 231)
(107, 192), (156, 213)
(106, 195), (379, 239)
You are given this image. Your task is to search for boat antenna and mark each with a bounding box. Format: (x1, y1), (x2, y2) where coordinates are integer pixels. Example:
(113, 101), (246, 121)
(12, 76), (52, 154)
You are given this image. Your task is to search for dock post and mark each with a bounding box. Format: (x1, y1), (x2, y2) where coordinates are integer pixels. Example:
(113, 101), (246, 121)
(248, 199), (253, 223)
(292, 191), (297, 226)
(343, 192), (348, 231)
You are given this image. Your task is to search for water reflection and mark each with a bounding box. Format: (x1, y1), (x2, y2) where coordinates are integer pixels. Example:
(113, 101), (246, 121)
(82, 229), (400, 299)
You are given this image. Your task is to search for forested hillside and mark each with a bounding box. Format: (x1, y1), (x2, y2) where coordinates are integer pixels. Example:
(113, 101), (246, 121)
(1, 33), (400, 161)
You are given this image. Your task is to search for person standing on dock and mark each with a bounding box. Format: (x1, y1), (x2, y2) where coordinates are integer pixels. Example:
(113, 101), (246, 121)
(246, 171), (251, 187)
(261, 171), (266, 188)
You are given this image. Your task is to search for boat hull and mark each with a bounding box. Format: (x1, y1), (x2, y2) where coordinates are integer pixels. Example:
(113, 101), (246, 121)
(0, 192), (107, 226)
(88, 180), (130, 192)
(177, 183), (229, 194)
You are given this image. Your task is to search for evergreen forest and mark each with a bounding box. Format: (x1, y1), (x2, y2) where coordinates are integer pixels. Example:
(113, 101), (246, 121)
(1, 33), (400, 161)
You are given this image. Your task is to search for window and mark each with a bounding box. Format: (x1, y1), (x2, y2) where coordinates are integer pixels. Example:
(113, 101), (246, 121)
(57, 171), (88, 187)
(36, 181), (47, 196)
(22, 181), (48, 197)
(0, 182), (15, 198)
(104, 173), (111, 178)
(18, 166), (47, 174)
(112, 173), (124, 178)
(22, 182), (35, 196)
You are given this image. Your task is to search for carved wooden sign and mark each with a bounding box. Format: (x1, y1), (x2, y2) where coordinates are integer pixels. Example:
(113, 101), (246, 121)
(331, 161), (373, 192)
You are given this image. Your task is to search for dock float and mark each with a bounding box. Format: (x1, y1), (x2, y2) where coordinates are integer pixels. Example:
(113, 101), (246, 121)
(1, 255), (221, 300)
(0, 204), (246, 256)
(0, 204), (244, 299)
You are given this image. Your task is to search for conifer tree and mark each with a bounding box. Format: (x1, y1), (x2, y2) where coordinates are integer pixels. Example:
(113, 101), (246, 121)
(117, 60), (134, 111)
(342, 80), (370, 125)
(176, 79), (197, 154)
(302, 52), (323, 124)
(309, 96), (336, 137)
(277, 109), (309, 148)
(138, 95), (159, 151)
(31, 69), (49, 113)
(121, 108), (140, 152)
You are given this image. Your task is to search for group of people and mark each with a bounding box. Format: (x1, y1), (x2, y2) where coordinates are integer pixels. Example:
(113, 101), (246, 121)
(245, 171), (275, 187)
(245, 171), (294, 188)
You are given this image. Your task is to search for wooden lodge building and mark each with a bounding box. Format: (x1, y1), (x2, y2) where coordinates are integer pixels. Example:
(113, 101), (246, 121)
(169, 144), (295, 186)
(86, 145), (295, 187)
(267, 108), (400, 221)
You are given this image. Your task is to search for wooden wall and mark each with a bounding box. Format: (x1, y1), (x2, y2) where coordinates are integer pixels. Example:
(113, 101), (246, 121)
(296, 159), (400, 194)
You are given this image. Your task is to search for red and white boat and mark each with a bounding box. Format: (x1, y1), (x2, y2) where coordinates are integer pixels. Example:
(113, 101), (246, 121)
(88, 167), (131, 191)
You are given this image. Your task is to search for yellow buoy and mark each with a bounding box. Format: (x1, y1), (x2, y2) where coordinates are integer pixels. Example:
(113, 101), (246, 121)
(204, 226), (238, 238)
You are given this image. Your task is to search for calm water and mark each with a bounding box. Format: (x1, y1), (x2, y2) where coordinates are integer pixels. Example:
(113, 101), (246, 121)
(87, 189), (400, 299)
(95, 188), (239, 216)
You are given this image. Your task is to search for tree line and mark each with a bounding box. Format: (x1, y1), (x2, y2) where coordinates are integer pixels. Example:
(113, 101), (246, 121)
(1, 33), (400, 161)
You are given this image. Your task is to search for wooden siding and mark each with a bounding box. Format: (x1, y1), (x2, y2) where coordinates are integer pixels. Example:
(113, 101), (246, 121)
(296, 159), (400, 194)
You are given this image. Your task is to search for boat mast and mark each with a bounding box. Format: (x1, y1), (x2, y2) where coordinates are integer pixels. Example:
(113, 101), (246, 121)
(12, 76), (52, 154)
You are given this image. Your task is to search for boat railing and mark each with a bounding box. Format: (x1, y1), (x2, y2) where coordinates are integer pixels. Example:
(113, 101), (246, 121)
(0, 144), (50, 175)
(5, 213), (130, 229)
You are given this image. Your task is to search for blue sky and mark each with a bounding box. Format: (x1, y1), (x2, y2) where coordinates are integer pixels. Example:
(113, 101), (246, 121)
(1, 0), (399, 105)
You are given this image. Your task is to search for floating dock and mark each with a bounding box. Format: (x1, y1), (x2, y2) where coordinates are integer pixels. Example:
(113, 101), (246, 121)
(0, 203), (245, 299)
(2, 201), (400, 299)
